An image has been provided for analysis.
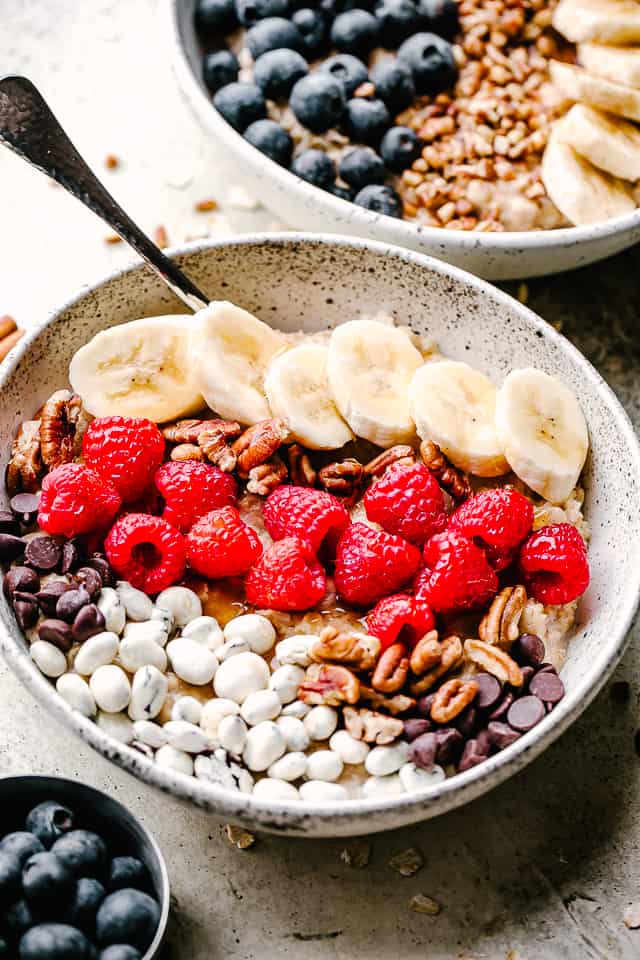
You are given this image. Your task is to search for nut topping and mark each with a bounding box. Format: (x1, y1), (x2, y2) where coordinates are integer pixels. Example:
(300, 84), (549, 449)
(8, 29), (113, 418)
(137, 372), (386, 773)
(343, 706), (404, 744)
(198, 421), (242, 471)
(409, 630), (442, 675)
(464, 638), (523, 687)
(478, 585), (527, 648)
(419, 439), (472, 501)
(371, 643), (410, 693)
(431, 677), (479, 724)
(6, 420), (43, 495)
(39, 390), (86, 470)
(364, 445), (416, 478)
(317, 459), (363, 498)
(246, 457), (288, 496)
(162, 419), (211, 444)
(358, 686), (415, 715)
(169, 443), (204, 462)
(232, 418), (290, 476)
(309, 626), (380, 671)
(298, 663), (361, 706)
(287, 443), (317, 487)
(409, 635), (463, 695)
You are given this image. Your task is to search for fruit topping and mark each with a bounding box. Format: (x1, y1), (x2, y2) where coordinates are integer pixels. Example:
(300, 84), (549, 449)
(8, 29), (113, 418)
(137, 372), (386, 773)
(367, 593), (435, 651)
(364, 462), (447, 544)
(518, 522), (589, 605)
(263, 485), (350, 556)
(38, 464), (121, 538)
(186, 506), (263, 578)
(245, 536), (326, 611)
(415, 530), (498, 614)
(334, 522), (422, 606)
(155, 460), (237, 532)
(83, 416), (165, 504)
(448, 487), (533, 570)
(105, 515), (186, 595)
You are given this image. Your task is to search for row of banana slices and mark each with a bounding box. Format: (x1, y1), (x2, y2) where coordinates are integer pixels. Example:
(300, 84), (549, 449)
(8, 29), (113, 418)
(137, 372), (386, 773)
(69, 302), (588, 504)
(542, 0), (640, 226)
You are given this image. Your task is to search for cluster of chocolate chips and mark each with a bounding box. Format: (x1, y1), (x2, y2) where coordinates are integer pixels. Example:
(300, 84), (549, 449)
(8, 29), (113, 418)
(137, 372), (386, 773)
(404, 633), (565, 774)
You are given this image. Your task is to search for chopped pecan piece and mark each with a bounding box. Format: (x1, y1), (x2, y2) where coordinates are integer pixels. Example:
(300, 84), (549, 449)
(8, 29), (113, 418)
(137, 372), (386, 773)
(364, 445), (416, 478)
(409, 635), (463, 695)
(232, 418), (290, 476)
(419, 439), (472, 501)
(246, 457), (287, 496)
(359, 686), (415, 715)
(343, 706), (404, 745)
(298, 663), (360, 706)
(430, 677), (479, 724)
(198, 421), (242, 472)
(170, 443), (204, 461)
(39, 390), (86, 470)
(478, 585), (527, 648)
(162, 419), (211, 443)
(409, 630), (442, 675)
(287, 443), (317, 487)
(309, 626), (380, 671)
(464, 638), (523, 687)
(371, 643), (410, 693)
(6, 420), (43, 495)
(318, 458), (363, 499)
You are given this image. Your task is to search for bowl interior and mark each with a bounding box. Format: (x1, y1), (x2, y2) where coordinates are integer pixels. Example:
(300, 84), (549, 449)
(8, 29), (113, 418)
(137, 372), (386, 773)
(1, 235), (639, 836)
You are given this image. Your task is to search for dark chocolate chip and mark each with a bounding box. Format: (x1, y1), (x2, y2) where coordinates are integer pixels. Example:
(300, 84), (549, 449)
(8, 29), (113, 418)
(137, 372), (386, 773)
(35, 580), (74, 615)
(0, 511), (20, 536)
(474, 672), (501, 710)
(487, 721), (521, 750)
(416, 694), (436, 718)
(60, 540), (80, 574)
(507, 694), (545, 732)
(519, 665), (535, 690)
(13, 595), (39, 630)
(455, 705), (479, 738)
(0, 533), (26, 563)
(475, 728), (492, 754)
(24, 536), (61, 572)
(511, 632), (545, 667)
(488, 690), (513, 721)
(71, 604), (105, 643)
(56, 587), (91, 623)
(408, 732), (438, 770)
(10, 493), (40, 526)
(3, 566), (39, 600)
(74, 567), (103, 599)
(38, 618), (73, 652)
(87, 556), (114, 587)
(610, 681), (631, 704)
(529, 671), (564, 704)
(403, 718), (432, 741)
(434, 727), (463, 766)
(458, 737), (488, 773)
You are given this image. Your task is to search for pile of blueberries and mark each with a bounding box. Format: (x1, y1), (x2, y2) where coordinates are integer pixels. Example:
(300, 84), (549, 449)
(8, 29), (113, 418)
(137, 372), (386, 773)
(0, 799), (160, 959)
(194, 0), (460, 216)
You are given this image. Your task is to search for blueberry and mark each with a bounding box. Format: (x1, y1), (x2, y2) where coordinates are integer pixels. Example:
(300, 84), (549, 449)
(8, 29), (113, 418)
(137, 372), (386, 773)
(6, 899), (34, 941)
(370, 59), (415, 112)
(0, 852), (24, 906)
(418, 0), (458, 39)
(290, 73), (346, 133)
(374, 0), (421, 47)
(195, 0), (239, 33)
(235, 0), (288, 24)
(330, 9), (379, 57)
(66, 878), (106, 936)
(18, 923), (93, 960)
(25, 801), (74, 850)
(330, 184), (355, 201)
(51, 831), (108, 879)
(291, 149), (336, 188)
(96, 889), (160, 953)
(380, 124), (421, 171)
(213, 82), (266, 132)
(397, 32), (457, 94)
(245, 17), (302, 57)
(245, 119), (293, 165)
(354, 183), (403, 216)
(203, 50), (239, 94)
(98, 948), (141, 960)
(339, 146), (385, 189)
(22, 853), (74, 912)
(292, 8), (327, 54)
(254, 48), (308, 100)
(318, 54), (368, 97)
(0, 833), (44, 867)
(343, 97), (390, 146)
(108, 858), (150, 894)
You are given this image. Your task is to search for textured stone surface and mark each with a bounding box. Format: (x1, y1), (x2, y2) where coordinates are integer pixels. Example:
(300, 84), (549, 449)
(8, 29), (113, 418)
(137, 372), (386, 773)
(1, 1), (640, 958)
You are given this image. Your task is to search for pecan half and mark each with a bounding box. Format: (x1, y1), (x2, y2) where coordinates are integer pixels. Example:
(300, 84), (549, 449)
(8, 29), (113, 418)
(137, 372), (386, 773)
(431, 677), (479, 724)
(288, 443), (317, 487)
(170, 443), (204, 461)
(318, 459), (363, 498)
(371, 643), (410, 693)
(464, 638), (523, 687)
(359, 686), (415, 715)
(409, 630), (442, 675)
(198, 421), (242, 472)
(232, 418), (290, 476)
(298, 663), (360, 706)
(409, 635), (463, 695)
(479, 585), (527, 648)
(246, 457), (287, 496)
(364, 445), (416, 478)
(309, 626), (380, 671)
(343, 706), (404, 745)
(162, 419), (211, 443)
(40, 390), (86, 470)
(419, 439), (471, 501)
(6, 420), (43, 495)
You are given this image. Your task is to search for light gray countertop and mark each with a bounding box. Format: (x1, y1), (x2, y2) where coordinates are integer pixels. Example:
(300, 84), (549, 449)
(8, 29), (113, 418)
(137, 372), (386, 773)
(1, 2), (640, 958)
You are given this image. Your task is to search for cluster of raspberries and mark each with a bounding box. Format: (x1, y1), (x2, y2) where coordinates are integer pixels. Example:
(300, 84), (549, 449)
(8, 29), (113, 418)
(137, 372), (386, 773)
(37, 417), (590, 628)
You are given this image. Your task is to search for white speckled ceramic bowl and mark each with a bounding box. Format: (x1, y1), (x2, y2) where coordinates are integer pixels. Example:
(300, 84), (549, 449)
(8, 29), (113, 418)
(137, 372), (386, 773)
(1, 235), (639, 837)
(165, 0), (640, 282)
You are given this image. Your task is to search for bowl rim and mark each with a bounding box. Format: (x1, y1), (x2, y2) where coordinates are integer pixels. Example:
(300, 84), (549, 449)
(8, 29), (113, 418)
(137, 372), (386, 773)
(2, 231), (640, 834)
(164, 0), (640, 252)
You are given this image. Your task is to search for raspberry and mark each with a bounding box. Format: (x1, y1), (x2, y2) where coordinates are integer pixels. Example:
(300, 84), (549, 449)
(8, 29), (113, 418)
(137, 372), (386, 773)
(245, 536), (326, 611)
(364, 463), (447, 544)
(519, 522), (589, 605)
(334, 522), (421, 607)
(415, 530), (498, 614)
(367, 593), (435, 652)
(187, 506), (262, 579)
(105, 513), (186, 594)
(83, 416), (165, 503)
(449, 487), (533, 571)
(38, 463), (121, 538)
(155, 461), (237, 532)
(263, 485), (350, 556)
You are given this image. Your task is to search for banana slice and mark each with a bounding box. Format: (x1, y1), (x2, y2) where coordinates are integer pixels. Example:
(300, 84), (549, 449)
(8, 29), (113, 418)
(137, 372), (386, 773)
(326, 319), (423, 447)
(553, 0), (640, 44)
(69, 315), (203, 423)
(542, 124), (636, 226)
(579, 43), (640, 90)
(550, 60), (640, 123)
(495, 369), (589, 504)
(194, 301), (288, 425)
(559, 103), (640, 181)
(408, 359), (509, 477)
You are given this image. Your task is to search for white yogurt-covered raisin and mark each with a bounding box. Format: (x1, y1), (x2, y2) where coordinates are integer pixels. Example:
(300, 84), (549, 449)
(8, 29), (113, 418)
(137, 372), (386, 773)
(166, 637), (218, 686)
(96, 588), (126, 635)
(216, 637), (250, 661)
(128, 665), (168, 721)
(199, 698), (240, 740)
(275, 716), (310, 752)
(155, 586), (201, 626)
(281, 700), (310, 720)
(242, 721), (286, 772)
(362, 774), (405, 798)
(268, 751), (307, 782)
(224, 614), (276, 655)
(116, 581), (153, 621)
(398, 761), (445, 792)
(304, 705), (338, 741)
(133, 720), (168, 749)
(119, 632), (167, 673)
(217, 714), (248, 754)
(56, 673), (96, 717)
(30, 640), (67, 678)
(74, 632), (119, 676)
(89, 664), (131, 713)
(155, 744), (194, 776)
(275, 634), (313, 667)
(96, 711), (134, 744)
(171, 696), (203, 725)
(365, 742), (409, 777)
(252, 778), (299, 802)
(329, 730), (370, 765)
(305, 750), (343, 783)
(123, 620), (169, 649)
(213, 652), (270, 704)
(164, 720), (209, 754)
(182, 615), (224, 650)
(299, 781), (348, 803)
(269, 664), (305, 705)
(240, 689), (282, 726)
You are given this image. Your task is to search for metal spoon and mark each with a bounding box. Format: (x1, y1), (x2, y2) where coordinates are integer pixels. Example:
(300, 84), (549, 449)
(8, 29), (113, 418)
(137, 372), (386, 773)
(0, 75), (209, 312)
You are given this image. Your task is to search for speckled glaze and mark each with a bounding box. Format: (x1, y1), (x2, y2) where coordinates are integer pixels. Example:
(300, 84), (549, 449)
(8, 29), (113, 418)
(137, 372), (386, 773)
(165, 0), (640, 282)
(1, 235), (639, 837)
